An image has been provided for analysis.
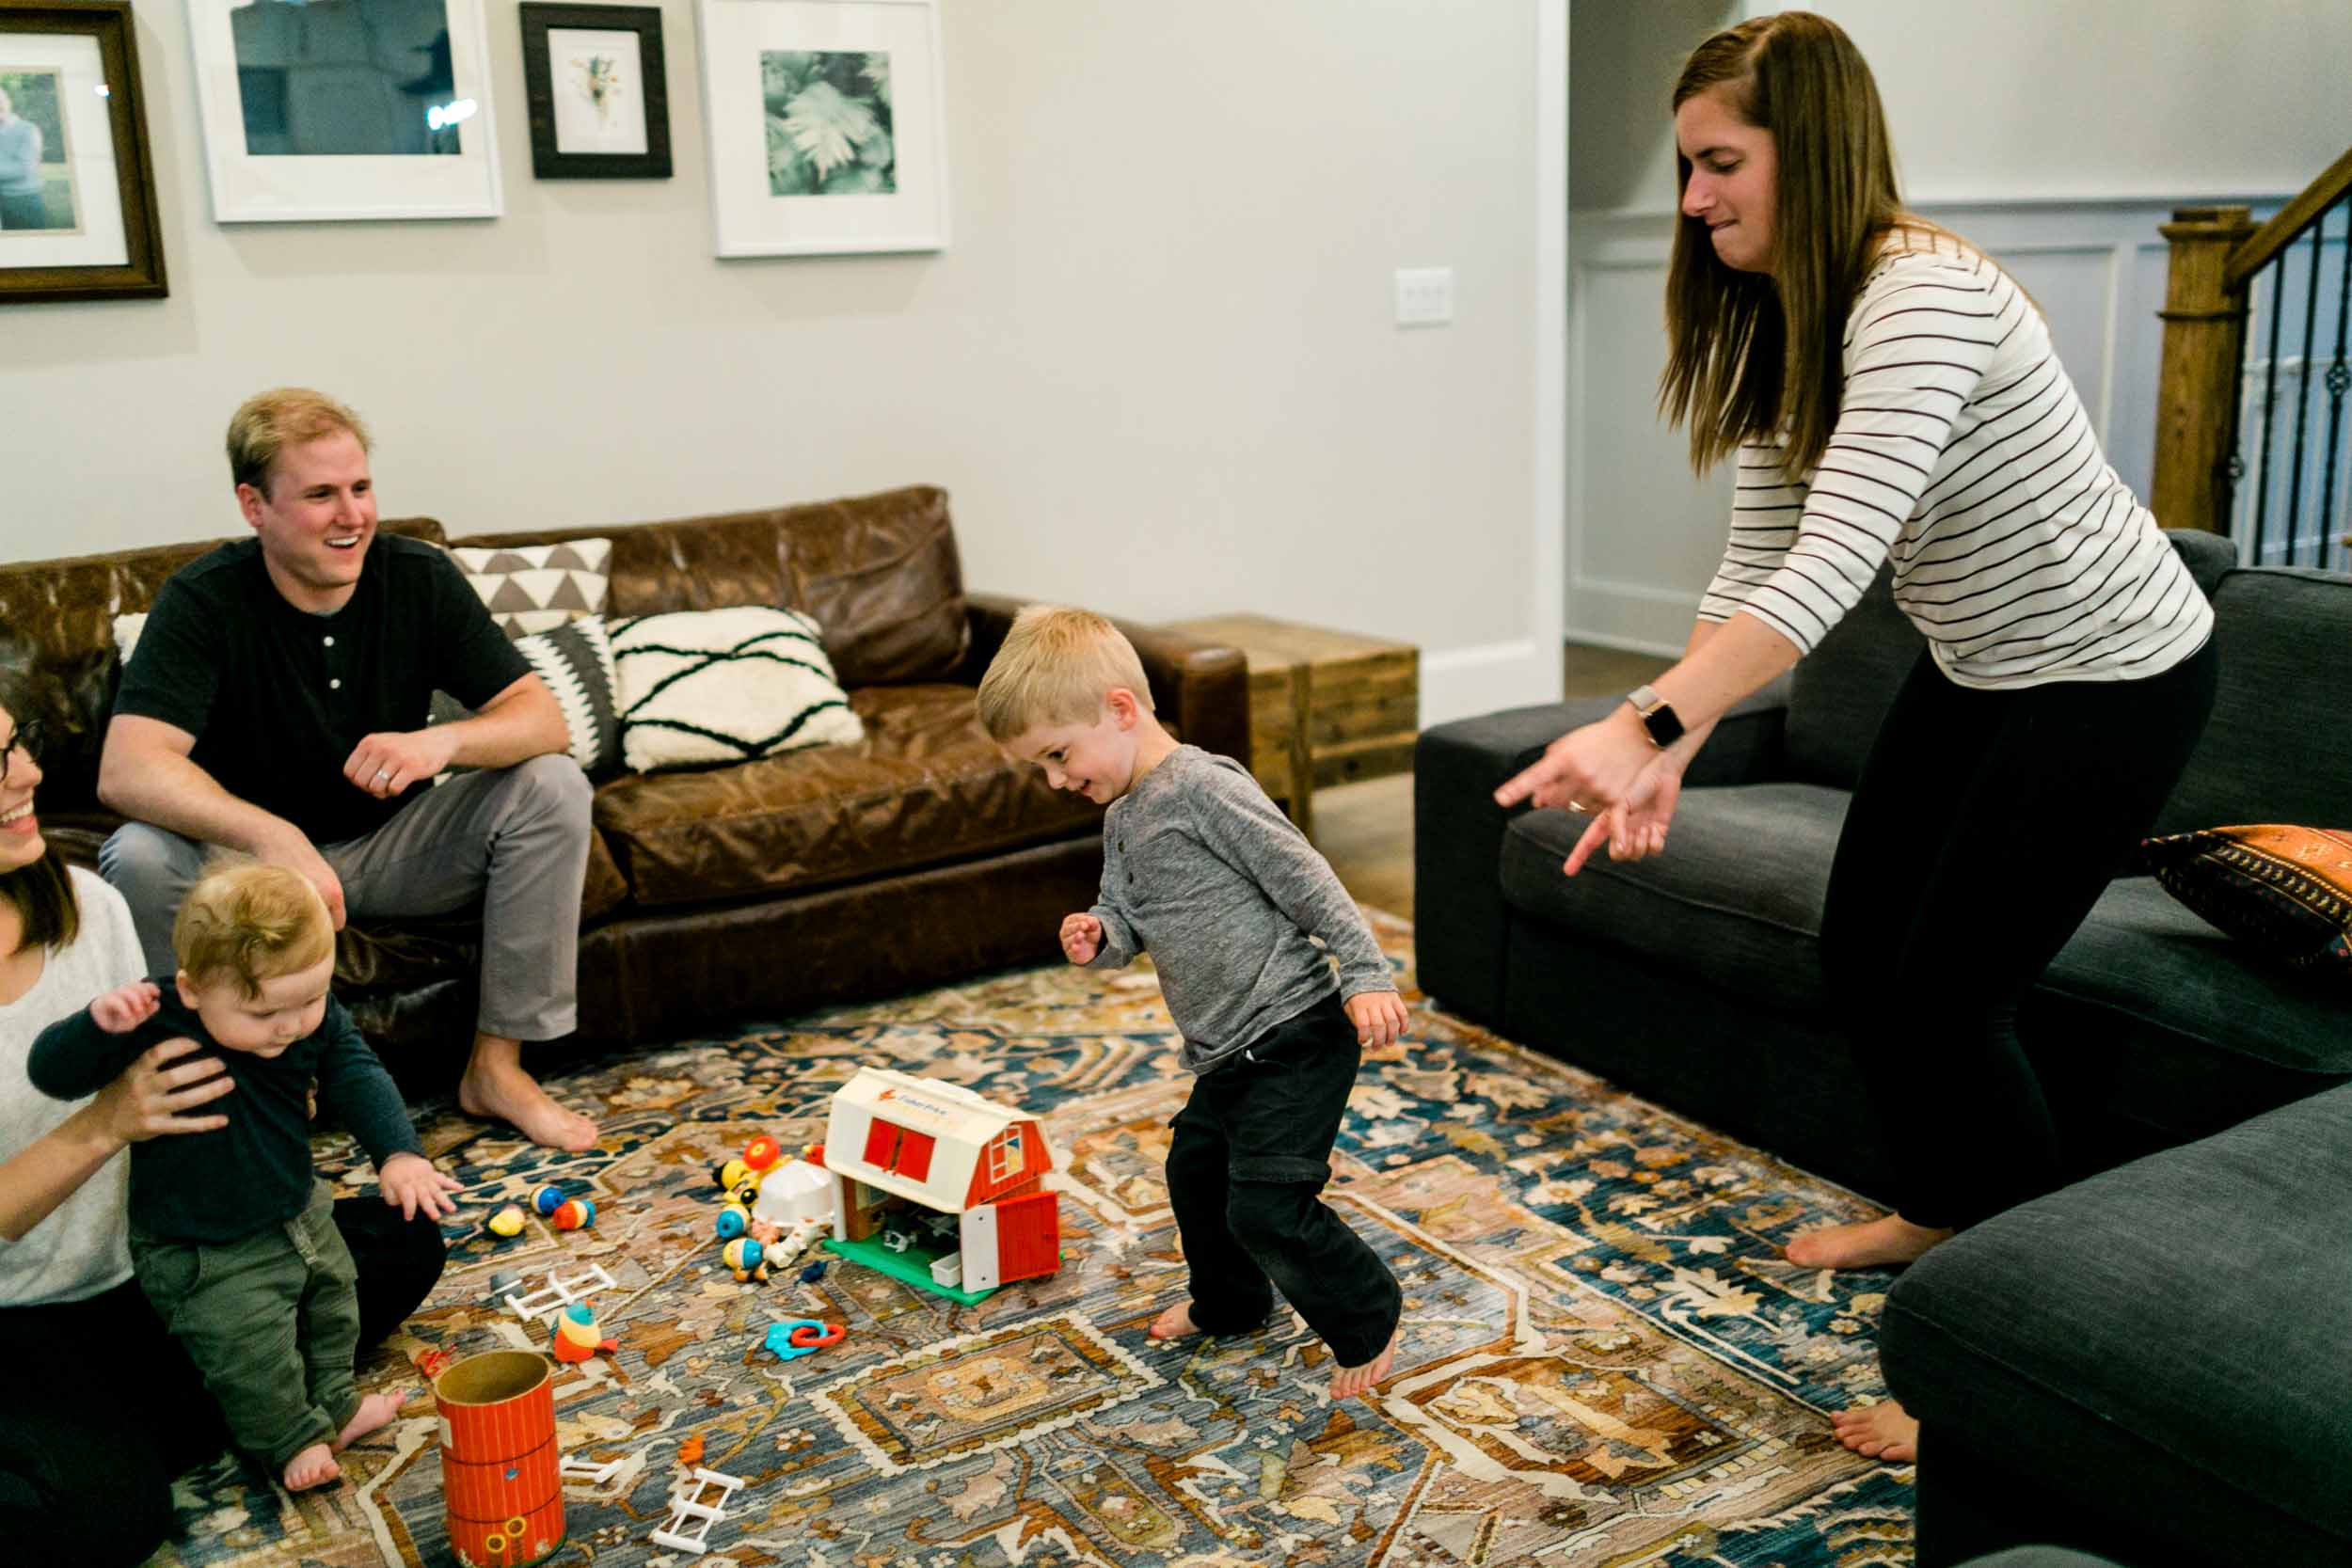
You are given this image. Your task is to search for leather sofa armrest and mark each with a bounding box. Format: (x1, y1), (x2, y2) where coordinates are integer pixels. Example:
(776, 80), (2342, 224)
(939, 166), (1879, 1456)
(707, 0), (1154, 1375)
(1411, 674), (1791, 1025)
(961, 594), (1253, 770)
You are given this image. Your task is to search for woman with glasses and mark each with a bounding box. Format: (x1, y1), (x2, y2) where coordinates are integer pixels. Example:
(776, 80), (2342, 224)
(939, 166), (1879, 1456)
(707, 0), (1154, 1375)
(0, 683), (446, 1564)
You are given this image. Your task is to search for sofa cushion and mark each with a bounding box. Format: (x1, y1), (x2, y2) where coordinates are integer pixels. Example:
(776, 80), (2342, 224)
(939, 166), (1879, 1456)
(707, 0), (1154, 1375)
(2036, 875), (2352, 1077)
(1499, 783), (1849, 1012)
(1883, 1084), (2352, 1566)
(591, 683), (1102, 908)
(2151, 564), (2352, 838)
(448, 485), (968, 689)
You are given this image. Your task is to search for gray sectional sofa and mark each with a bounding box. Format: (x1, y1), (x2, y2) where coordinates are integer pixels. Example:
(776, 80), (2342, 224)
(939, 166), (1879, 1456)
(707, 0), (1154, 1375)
(1414, 529), (2352, 1566)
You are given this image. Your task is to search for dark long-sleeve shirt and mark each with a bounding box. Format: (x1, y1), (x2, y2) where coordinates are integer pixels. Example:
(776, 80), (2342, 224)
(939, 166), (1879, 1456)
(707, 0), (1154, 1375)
(1086, 745), (1396, 1072)
(28, 982), (422, 1244)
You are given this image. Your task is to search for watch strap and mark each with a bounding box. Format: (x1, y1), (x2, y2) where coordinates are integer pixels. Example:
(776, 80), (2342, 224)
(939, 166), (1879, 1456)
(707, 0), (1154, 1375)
(1627, 684), (1686, 749)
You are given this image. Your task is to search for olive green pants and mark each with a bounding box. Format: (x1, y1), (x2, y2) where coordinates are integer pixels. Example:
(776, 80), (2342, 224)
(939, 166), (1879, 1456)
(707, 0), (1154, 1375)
(130, 1182), (362, 1473)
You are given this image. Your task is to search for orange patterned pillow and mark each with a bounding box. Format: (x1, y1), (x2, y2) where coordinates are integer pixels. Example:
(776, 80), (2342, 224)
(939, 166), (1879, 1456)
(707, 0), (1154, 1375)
(2141, 824), (2352, 975)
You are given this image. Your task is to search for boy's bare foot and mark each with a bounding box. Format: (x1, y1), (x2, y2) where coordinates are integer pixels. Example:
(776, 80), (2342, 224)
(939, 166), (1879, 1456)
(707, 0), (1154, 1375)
(282, 1442), (341, 1491)
(459, 1053), (597, 1152)
(1784, 1214), (1951, 1270)
(1330, 1327), (1400, 1401)
(333, 1390), (411, 1450)
(1148, 1302), (1202, 1340)
(1832, 1398), (1919, 1463)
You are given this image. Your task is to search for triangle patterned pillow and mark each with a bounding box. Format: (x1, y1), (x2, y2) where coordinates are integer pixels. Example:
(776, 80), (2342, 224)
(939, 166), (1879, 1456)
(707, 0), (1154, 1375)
(610, 606), (865, 773)
(450, 539), (613, 640)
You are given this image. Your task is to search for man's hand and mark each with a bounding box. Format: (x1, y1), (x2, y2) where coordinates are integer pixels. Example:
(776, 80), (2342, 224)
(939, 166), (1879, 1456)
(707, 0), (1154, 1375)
(88, 980), (162, 1034)
(378, 1152), (463, 1221)
(343, 728), (459, 801)
(1059, 912), (1103, 965)
(252, 824), (346, 929)
(1343, 990), (1410, 1049)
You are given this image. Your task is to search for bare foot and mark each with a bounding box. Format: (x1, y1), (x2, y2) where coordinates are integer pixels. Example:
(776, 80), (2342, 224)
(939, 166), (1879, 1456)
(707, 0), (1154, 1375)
(1785, 1214), (1952, 1270)
(282, 1442), (342, 1491)
(1832, 1398), (1918, 1463)
(1148, 1301), (1202, 1341)
(459, 1058), (597, 1152)
(333, 1390), (411, 1450)
(1329, 1327), (1400, 1401)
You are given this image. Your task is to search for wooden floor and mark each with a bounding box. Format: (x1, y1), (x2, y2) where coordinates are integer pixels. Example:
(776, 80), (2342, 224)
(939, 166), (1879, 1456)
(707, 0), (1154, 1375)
(1318, 641), (1672, 917)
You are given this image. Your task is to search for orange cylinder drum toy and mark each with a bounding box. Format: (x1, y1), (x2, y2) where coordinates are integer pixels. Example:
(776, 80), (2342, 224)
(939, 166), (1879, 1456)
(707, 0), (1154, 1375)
(435, 1350), (566, 1566)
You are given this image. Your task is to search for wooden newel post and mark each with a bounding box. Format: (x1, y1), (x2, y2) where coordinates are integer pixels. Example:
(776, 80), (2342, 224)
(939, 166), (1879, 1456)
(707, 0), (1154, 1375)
(2152, 205), (2256, 532)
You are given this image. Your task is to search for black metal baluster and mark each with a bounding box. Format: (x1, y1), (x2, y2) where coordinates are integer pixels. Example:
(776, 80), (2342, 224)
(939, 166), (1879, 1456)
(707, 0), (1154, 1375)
(2254, 255), (2288, 565)
(2319, 199), (2351, 571)
(2285, 218), (2327, 563)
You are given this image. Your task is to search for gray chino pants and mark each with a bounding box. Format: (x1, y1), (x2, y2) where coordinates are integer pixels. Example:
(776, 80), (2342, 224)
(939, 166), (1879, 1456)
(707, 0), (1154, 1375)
(101, 754), (593, 1041)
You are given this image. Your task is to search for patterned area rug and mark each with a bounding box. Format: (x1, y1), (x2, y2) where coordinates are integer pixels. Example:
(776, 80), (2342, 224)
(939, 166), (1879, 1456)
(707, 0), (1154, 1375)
(157, 910), (1914, 1568)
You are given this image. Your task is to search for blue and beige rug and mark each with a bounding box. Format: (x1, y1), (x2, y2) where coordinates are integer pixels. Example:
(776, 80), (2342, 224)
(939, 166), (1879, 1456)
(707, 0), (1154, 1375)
(159, 910), (1914, 1568)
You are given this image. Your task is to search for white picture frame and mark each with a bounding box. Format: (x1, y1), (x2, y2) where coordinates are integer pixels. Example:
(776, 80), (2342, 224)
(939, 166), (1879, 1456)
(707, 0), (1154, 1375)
(693, 0), (947, 259)
(184, 0), (504, 223)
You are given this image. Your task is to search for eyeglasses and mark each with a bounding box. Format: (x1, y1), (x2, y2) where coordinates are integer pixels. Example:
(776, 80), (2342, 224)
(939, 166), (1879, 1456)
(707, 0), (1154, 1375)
(0, 719), (44, 775)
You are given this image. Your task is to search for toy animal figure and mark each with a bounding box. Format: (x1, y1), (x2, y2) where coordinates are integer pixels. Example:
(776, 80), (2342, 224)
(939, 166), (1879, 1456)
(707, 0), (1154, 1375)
(551, 1302), (618, 1364)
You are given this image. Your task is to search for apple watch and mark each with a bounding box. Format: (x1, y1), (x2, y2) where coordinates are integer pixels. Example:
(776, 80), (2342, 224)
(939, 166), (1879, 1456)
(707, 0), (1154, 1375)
(1626, 684), (1685, 749)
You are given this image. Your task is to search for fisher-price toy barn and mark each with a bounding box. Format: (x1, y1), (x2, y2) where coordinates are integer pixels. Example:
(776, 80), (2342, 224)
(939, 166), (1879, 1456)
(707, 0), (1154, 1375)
(810, 1068), (1060, 1302)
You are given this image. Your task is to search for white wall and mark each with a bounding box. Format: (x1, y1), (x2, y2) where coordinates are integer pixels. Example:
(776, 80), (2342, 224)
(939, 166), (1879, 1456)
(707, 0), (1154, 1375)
(1566, 0), (2349, 652)
(0, 2), (1551, 724)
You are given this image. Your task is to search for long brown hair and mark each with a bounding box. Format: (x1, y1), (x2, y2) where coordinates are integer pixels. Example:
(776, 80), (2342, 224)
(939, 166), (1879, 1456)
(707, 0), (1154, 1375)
(0, 671), (79, 955)
(1658, 11), (1905, 480)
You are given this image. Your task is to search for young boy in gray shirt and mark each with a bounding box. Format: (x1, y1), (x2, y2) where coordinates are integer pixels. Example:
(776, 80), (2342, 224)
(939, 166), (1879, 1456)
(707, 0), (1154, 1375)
(979, 607), (1407, 1399)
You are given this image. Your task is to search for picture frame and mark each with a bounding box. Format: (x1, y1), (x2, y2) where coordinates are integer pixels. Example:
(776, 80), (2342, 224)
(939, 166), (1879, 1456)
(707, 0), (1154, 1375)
(0, 0), (166, 303)
(184, 0), (503, 222)
(693, 0), (947, 258)
(520, 3), (672, 180)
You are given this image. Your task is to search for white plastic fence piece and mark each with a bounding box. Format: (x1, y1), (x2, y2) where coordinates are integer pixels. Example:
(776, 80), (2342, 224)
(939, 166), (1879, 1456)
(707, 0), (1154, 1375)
(503, 1262), (618, 1323)
(559, 1454), (623, 1486)
(648, 1467), (747, 1555)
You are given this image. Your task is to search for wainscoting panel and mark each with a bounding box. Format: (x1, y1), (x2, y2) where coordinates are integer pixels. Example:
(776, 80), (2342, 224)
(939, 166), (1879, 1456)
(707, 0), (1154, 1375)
(1564, 198), (2286, 652)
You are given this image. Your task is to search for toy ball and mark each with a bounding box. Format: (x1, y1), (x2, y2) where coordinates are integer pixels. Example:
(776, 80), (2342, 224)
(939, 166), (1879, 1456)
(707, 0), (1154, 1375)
(715, 1159), (752, 1194)
(552, 1197), (596, 1231)
(715, 1203), (750, 1241)
(743, 1135), (782, 1172)
(486, 1204), (527, 1238)
(532, 1184), (567, 1216)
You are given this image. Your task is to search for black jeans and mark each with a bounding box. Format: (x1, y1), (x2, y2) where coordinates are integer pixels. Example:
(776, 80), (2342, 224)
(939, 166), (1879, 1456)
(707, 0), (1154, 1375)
(1166, 992), (1402, 1366)
(1820, 641), (2218, 1230)
(0, 1198), (445, 1567)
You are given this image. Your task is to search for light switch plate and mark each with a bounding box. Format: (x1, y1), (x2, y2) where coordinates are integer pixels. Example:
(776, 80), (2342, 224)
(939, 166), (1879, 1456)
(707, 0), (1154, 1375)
(1394, 266), (1454, 326)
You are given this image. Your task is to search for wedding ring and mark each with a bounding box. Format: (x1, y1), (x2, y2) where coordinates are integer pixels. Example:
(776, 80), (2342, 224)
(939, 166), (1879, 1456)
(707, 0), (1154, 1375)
(374, 768), (392, 782)
(1568, 800), (1591, 813)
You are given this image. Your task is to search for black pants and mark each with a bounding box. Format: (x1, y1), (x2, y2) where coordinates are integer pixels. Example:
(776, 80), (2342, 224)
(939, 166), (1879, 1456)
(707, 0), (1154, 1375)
(1819, 641), (2217, 1230)
(0, 1199), (445, 1568)
(1166, 993), (1402, 1366)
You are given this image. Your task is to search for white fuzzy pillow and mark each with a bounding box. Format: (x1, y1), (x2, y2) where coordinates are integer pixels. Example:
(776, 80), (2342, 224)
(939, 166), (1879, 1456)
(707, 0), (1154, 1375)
(609, 607), (865, 773)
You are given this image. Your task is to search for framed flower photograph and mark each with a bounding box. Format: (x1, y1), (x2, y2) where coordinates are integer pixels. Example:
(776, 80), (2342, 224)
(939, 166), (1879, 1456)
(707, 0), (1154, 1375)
(184, 0), (503, 222)
(520, 3), (671, 180)
(0, 0), (166, 303)
(693, 0), (947, 258)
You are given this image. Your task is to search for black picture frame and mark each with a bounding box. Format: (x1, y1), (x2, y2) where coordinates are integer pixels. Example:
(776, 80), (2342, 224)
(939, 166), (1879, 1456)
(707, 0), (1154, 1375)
(520, 3), (673, 180)
(0, 0), (165, 303)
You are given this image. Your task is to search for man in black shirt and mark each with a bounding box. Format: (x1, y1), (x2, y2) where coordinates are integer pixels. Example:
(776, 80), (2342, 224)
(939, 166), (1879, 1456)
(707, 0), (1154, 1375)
(96, 388), (598, 1150)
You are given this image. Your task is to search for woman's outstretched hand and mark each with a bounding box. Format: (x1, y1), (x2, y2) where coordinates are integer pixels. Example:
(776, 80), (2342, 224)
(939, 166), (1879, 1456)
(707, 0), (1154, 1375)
(1564, 758), (1684, 875)
(93, 1035), (234, 1145)
(1493, 708), (1658, 819)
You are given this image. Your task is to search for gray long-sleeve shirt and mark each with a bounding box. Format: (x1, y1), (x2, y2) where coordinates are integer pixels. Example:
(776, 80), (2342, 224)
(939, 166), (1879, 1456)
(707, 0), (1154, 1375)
(1086, 745), (1396, 1072)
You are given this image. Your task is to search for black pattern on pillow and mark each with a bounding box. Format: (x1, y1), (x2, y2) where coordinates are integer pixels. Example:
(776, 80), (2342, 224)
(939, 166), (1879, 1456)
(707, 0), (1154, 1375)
(450, 539), (613, 640)
(429, 615), (621, 778)
(2141, 823), (2352, 976)
(609, 607), (864, 772)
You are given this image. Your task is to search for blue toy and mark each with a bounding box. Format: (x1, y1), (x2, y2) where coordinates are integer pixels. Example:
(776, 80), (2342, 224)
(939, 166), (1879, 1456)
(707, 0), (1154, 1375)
(761, 1318), (846, 1362)
(798, 1260), (828, 1284)
(532, 1184), (566, 1216)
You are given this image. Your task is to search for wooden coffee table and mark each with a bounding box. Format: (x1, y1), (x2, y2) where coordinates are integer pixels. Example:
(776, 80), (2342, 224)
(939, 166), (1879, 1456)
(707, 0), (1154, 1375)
(1164, 613), (1418, 842)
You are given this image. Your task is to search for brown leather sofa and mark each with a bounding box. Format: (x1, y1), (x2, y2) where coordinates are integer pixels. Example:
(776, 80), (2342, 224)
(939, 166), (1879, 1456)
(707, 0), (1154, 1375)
(0, 485), (1248, 1067)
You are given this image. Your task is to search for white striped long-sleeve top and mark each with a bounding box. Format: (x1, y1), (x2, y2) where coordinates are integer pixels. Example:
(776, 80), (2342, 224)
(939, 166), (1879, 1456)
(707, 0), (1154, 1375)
(1698, 234), (2213, 689)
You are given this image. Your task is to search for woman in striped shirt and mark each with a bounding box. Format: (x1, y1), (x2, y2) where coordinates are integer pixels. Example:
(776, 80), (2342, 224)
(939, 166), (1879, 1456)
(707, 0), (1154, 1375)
(1497, 11), (2217, 1461)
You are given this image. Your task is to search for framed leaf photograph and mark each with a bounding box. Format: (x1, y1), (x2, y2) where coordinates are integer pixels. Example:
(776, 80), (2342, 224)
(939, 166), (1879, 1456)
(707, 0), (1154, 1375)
(693, 0), (946, 258)
(185, 0), (504, 222)
(0, 0), (165, 303)
(520, 3), (672, 179)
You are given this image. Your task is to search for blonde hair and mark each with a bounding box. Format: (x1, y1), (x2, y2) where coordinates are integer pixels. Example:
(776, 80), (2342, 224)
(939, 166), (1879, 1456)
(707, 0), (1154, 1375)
(976, 606), (1154, 741)
(1660, 11), (1906, 481)
(173, 859), (335, 1000)
(226, 388), (372, 495)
